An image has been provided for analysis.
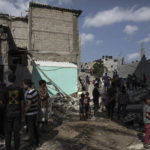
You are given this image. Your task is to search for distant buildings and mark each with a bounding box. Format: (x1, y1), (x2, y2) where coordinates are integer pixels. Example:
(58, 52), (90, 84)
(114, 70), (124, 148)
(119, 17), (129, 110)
(101, 56), (119, 77)
(80, 55), (120, 77)
(80, 48), (148, 81)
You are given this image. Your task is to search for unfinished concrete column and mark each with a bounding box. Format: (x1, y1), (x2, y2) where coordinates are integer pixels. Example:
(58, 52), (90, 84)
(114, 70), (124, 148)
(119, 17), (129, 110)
(1, 40), (12, 85)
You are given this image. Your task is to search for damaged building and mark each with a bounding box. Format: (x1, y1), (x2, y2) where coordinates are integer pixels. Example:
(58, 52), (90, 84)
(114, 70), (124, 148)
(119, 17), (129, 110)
(0, 2), (82, 95)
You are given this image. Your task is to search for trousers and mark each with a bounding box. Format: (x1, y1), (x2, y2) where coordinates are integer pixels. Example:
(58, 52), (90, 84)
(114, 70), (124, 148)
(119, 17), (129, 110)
(144, 124), (150, 145)
(26, 114), (39, 147)
(0, 107), (5, 137)
(5, 114), (21, 150)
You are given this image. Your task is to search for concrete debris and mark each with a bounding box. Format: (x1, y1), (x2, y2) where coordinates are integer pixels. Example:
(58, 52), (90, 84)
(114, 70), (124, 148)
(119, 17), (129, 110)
(128, 143), (143, 150)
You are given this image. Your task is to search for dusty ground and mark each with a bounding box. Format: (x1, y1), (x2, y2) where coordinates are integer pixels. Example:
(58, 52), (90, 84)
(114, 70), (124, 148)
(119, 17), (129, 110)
(37, 111), (145, 150)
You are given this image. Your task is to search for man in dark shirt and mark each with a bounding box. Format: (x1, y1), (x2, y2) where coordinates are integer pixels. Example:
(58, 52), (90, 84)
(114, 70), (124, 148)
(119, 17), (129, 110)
(93, 83), (100, 116)
(0, 81), (6, 140)
(5, 74), (24, 150)
(107, 83), (116, 120)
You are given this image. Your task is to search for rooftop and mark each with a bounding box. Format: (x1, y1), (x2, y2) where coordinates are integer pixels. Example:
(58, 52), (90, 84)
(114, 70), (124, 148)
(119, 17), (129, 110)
(29, 2), (82, 17)
(35, 61), (77, 68)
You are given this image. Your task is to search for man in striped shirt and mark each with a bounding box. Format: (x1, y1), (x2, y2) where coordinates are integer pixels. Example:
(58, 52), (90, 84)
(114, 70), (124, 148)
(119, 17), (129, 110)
(23, 79), (39, 150)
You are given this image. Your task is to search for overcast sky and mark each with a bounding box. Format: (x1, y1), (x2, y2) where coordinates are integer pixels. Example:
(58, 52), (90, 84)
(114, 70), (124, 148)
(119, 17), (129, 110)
(1, 0), (150, 63)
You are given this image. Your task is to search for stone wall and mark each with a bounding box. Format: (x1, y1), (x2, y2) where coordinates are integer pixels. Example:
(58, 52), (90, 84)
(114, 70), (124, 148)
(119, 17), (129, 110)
(29, 5), (80, 64)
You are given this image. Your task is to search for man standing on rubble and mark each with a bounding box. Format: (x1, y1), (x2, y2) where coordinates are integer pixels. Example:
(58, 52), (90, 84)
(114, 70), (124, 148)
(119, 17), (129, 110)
(103, 73), (110, 91)
(107, 83), (117, 120)
(5, 74), (24, 150)
(93, 83), (100, 116)
(23, 79), (39, 150)
(86, 75), (90, 91)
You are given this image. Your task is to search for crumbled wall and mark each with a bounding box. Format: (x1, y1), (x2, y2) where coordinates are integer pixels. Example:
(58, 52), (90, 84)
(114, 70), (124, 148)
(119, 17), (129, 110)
(0, 15), (28, 49)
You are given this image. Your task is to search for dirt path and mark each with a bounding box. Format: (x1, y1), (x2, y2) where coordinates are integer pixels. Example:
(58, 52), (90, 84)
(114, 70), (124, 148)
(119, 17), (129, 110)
(37, 111), (145, 150)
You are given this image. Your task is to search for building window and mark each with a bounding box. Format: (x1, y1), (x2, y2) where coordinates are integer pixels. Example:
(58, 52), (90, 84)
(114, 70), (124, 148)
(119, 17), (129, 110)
(111, 65), (113, 68)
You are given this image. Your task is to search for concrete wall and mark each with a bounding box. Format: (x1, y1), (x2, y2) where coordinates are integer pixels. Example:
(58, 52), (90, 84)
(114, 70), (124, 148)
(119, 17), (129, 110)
(29, 7), (80, 64)
(0, 15), (28, 49)
(102, 58), (118, 72)
(102, 58), (118, 77)
(11, 20), (28, 49)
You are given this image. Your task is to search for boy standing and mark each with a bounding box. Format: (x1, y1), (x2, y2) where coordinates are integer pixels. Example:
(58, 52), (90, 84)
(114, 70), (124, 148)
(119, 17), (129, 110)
(84, 92), (90, 119)
(79, 93), (85, 120)
(143, 95), (150, 149)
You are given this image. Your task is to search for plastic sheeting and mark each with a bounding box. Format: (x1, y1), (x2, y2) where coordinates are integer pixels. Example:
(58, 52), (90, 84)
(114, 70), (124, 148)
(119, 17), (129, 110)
(32, 61), (78, 96)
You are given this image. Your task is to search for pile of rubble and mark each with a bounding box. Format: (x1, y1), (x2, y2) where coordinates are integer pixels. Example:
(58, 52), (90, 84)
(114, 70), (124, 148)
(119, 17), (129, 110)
(49, 95), (79, 119)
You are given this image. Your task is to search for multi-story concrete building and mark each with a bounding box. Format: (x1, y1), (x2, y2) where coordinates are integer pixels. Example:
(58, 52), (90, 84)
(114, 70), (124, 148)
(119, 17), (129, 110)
(28, 2), (81, 64)
(101, 56), (119, 75)
(0, 2), (82, 84)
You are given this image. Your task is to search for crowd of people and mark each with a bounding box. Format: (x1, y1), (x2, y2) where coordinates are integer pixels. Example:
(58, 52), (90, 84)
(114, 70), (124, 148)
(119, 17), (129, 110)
(79, 71), (150, 149)
(79, 75), (129, 121)
(0, 74), (49, 150)
(0, 71), (150, 149)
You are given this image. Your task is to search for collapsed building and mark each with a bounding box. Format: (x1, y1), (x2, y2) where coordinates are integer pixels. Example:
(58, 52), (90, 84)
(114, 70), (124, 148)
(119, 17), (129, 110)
(0, 2), (82, 95)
